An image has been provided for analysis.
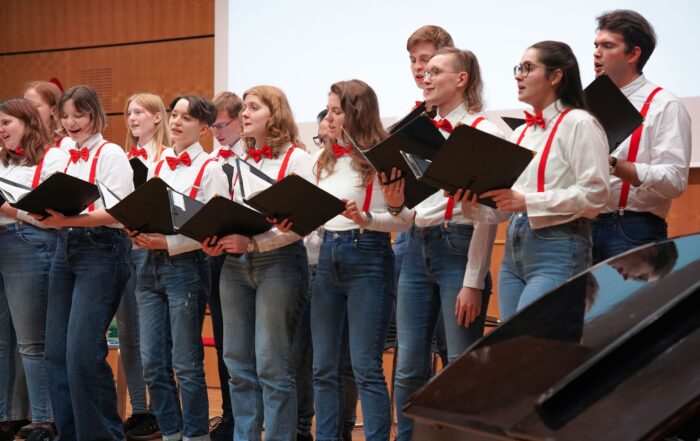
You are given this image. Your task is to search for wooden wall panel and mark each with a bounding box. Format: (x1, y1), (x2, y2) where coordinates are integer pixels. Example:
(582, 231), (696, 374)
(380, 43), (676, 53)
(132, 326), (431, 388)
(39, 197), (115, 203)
(0, 38), (214, 108)
(0, 0), (214, 53)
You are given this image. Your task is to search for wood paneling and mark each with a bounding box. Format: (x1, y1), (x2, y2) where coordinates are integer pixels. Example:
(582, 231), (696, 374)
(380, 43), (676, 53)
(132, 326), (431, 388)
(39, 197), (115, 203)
(0, 0), (214, 53)
(0, 38), (214, 108)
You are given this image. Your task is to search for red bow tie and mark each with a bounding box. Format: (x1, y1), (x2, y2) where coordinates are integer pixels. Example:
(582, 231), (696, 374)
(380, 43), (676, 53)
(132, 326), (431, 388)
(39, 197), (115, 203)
(431, 118), (453, 133)
(248, 145), (273, 163)
(166, 152), (192, 170)
(130, 146), (148, 160)
(11, 147), (25, 156)
(332, 143), (352, 158)
(524, 111), (546, 129)
(217, 149), (235, 159)
(414, 100), (423, 108)
(69, 147), (90, 163)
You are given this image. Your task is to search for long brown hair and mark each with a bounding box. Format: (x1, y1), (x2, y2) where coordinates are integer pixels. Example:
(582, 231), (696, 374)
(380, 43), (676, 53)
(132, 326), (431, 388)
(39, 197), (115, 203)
(124, 93), (171, 160)
(0, 98), (50, 167)
(315, 80), (387, 186)
(242, 86), (305, 158)
(23, 80), (66, 142)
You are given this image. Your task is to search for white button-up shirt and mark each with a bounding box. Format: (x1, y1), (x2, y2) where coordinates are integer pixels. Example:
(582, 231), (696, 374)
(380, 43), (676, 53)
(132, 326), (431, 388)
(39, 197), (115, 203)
(510, 99), (610, 229)
(608, 75), (692, 218)
(147, 142), (229, 255)
(64, 133), (134, 215)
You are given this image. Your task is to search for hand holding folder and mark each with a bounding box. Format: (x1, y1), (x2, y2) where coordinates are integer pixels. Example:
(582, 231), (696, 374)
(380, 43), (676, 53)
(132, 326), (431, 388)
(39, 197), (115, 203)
(0, 172), (100, 217)
(242, 174), (346, 237)
(400, 124), (535, 209)
(363, 111), (445, 208)
(96, 178), (185, 234)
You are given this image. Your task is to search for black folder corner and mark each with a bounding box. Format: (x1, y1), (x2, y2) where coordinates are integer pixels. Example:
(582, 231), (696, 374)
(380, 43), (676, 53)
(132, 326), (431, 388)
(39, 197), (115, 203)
(103, 178), (177, 234)
(244, 174), (345, 237)
(409, 124), (535, 209)
(584, 74), (643, 153)
(365, 113), (445, 209)
(129, 158), (149, 188)
(176, 195), (271, 243)
(3, 172), (100, 216)
(502, 116), (526, 131)
(388, 101), (435, 134)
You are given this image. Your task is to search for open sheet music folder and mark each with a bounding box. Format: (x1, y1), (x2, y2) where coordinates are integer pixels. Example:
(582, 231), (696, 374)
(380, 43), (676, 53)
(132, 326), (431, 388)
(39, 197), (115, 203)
(129, 158), (149, 188)
(364, 112), (445, 208)
(173, 194), (271, 243)
(584, 74), (643, 153)
(243, 174), (346, 237)
(97, 178), (179, 234)
(0, 172), (99, 216)
(401, 124), (535, 209)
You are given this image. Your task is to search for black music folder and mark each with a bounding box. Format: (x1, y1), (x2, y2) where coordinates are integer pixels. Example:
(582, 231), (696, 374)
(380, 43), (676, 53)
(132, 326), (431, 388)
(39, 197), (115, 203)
(387, 101), (436, 134)
(584, 74), (643, 152)
(222, 163), (235, 194)
(502, 116), (526, 131)
(174, 195), (271, 243)
(401, 124), (535, 209)
(364, 112), (445, 208)
(0, 172), (99, 216)
(97, 178), (179, 234)
(129, 158), (149, 188)
(243, 174), (346, 237)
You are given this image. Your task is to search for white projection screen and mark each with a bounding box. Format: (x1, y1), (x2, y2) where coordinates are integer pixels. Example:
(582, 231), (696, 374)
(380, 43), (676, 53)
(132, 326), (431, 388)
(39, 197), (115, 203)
(215, 0), (699, 165)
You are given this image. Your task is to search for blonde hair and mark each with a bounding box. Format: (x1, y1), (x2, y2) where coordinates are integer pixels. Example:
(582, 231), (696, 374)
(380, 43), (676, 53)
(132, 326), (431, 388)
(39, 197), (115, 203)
(124, 93), (171, 161)
(242, 86), (305, 158)
(433, 47), (484, 113)
(315, 80), (387, 186)
(23, 80), (66, 142)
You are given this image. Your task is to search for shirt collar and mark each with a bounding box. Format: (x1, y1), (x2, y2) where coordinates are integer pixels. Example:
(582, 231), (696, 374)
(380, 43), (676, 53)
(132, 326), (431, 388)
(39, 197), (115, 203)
(438, 102), (468, 126)
(620, 74), (647, 97)
(78, 133), (103, 151)
(171, 142), (204, 161)
(540, 99), (567, 128)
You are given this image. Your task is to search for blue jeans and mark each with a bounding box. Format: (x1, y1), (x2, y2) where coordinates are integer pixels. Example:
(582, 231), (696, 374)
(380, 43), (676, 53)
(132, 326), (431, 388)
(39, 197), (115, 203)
(137, 250), (210, 441)
(207, 253), (233, 421)
(499, 214), (591, 320)
(394, 224), (491, 441)
(592, 211), (668, 264)
(45, 227), (130, 441)
(294, 265), (314, 437)
(0, 223), (55, 423)
(220, 241), (308, 441)
(312, 230), (394, 441)
(116, 247), (149, 414)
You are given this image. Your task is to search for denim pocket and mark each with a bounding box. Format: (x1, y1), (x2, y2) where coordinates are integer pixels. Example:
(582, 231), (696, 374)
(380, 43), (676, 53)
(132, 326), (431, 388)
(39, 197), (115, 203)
(532, 223), (574, 241)
(353, 239), (389, 255)
(618, 217), (666, 245)
(443, 228), (473, 254)
(86, 230), (120, 248)
(17, 225), (55, 246)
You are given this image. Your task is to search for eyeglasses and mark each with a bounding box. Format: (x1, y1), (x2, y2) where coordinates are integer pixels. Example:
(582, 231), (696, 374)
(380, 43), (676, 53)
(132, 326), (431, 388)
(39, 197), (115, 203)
(313, 135), (324, 147)
(513, 62), (554, 78)
(211, 119), (234, 130)
(423, 67), (460, 80)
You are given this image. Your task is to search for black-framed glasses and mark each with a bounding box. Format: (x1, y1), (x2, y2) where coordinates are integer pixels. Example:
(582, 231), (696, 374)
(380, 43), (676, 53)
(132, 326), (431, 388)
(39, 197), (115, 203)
(313, 135), (324, 147)
(423, 67), (460, 80)
(513, 62), (554, 78)
(211, 119), (234, 130)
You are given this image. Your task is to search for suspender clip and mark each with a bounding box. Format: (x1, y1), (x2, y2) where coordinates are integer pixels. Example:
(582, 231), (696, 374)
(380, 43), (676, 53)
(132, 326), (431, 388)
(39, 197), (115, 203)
(443, 220), (449, 228)
(618, 208), (625, 216)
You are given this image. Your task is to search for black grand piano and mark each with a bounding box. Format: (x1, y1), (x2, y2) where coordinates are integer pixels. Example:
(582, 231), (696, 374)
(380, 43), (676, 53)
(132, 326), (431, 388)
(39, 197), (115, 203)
(404, 233), (700, 441)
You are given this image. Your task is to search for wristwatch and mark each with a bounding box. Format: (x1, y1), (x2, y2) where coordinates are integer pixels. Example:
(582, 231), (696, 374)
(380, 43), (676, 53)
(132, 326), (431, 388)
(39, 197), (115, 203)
(247, 238), (256, 253)
(609, 156), (618, 175)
